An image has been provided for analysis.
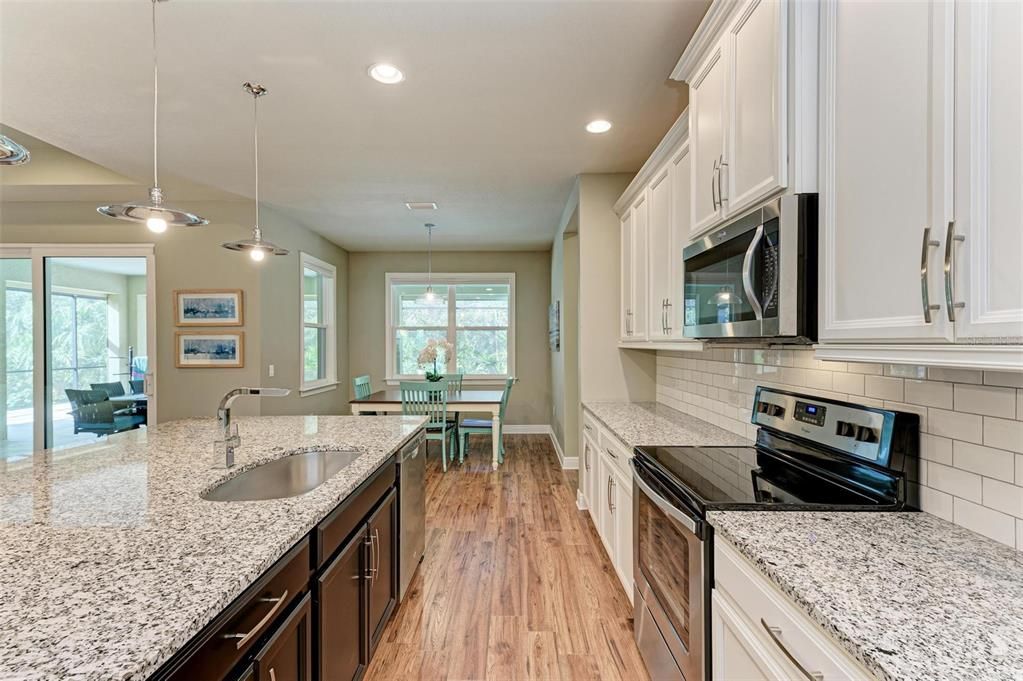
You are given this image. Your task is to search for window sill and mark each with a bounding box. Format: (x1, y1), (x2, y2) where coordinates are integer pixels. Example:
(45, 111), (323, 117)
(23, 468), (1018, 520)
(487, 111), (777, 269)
(300, 382), (338, 397)
(385, 376), (511, 387)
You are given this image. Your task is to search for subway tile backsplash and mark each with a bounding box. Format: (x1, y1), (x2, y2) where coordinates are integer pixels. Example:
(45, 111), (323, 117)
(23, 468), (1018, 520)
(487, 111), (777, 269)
(656, 347), (1023, 551)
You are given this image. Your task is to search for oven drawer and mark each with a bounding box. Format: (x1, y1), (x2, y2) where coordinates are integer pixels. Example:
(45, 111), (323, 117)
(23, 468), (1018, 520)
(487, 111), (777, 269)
(713, 540), (873, 681)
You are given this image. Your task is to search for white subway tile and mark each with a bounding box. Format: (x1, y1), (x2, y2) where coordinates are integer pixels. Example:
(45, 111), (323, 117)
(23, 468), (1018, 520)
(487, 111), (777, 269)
(984, 371), (1023, 389)
(928, 462), (983, 503)
(982, 478), (1023, 519)
(929, 408), (984, 444)
(846, 362), (884, 375)
(858, 397), (885, 408)
(1017, 454), (1023, 486)
(904, 379), (953, 409)
(953, 498), (1017, 547)
(928, 367), (984, 384)
(984, 417), (1023, 453)
(805, 369), (833, 390)
(920, 433), (954, 465)
(818, 361), (848, 372)
(864, 375), (904, 401)
(953, 383), (1017, 419)
(953, 441), (1016, 482)
(885, 364), (927, 379)
(1018, 390), (1023, 420)
(1017, 519), (1023, 551)
(832, 372), (865, 396)
(917, 485), (954, 521)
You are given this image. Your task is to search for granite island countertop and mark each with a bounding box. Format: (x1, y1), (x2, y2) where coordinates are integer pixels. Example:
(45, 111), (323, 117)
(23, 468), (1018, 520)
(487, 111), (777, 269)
(0, 415), (426, 681)
(709, 511), (1023, 681)
(583, 400), (750, 447)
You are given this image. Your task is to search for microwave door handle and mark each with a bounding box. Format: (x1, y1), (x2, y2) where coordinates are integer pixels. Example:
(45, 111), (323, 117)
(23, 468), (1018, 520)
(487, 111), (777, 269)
(742, 224), (765, 321)
(633, 466), (699, 535)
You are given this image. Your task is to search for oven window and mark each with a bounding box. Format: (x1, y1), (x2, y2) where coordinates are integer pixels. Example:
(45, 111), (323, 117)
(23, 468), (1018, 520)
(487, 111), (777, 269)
(637, 490), (693, 652)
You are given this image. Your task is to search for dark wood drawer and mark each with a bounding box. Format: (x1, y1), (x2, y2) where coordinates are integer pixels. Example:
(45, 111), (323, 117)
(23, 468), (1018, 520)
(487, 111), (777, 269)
(163, 539), (310, 681)
(314, 456), (396, 569)
(252, 593), (312, 681)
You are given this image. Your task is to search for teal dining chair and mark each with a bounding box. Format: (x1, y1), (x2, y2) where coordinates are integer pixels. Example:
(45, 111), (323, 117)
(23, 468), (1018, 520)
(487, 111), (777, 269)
(442, 373), (464, 430)
(353, 375), (373, 399)
(400, 379), (458, 471)
(458, 376), (515, 465)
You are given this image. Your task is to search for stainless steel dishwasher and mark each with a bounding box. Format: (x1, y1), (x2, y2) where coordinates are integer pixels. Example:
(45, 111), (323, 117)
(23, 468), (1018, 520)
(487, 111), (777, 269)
(398, 430), (426, 601)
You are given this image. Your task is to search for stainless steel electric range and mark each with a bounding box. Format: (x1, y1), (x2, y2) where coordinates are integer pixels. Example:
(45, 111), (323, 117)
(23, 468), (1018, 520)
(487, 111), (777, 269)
(631, 387), (921, 681)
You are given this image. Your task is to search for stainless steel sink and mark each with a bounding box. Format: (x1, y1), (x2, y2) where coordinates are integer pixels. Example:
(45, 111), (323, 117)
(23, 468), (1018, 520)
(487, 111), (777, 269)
(201, 450), (362, 502)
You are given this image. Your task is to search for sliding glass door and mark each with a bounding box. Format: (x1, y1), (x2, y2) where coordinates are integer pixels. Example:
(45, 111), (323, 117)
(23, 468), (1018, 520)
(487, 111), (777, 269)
(0, 257), (35, 461)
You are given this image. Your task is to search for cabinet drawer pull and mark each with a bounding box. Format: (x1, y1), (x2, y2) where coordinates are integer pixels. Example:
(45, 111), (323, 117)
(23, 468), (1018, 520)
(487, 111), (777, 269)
(605, 448), (617, 459)
(222, 589), (289, 650)
(760, 618), (824, 681)
(920, 227), (941, 323)
(943, 220), (965, 322)
(269, 669), (277, 681)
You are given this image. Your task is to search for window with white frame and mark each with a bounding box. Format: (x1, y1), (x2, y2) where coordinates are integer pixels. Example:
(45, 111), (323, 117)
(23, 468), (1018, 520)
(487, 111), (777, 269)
(386, 273), (515, 382)
(300, 253), (337, 392)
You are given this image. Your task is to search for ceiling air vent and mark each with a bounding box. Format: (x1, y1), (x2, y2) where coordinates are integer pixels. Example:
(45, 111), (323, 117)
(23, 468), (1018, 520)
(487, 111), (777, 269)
(405, 201), (438, 211)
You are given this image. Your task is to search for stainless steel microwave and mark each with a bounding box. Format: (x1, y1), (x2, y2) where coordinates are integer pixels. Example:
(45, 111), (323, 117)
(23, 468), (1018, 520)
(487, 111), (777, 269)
(682, 194), (817, 342)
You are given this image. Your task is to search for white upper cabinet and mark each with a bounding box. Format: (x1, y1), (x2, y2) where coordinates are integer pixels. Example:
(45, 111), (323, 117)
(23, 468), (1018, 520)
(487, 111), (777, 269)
(952, 0), (1023, 342)
(619, 210), (634, 340)
(620, 195), (649, 341)
(689, 42), (729, 237)
(726, 0), (786, 213)
(668, 143), (692, 337)
(647, 162), (674, 340)
(818, 0), (955, 343)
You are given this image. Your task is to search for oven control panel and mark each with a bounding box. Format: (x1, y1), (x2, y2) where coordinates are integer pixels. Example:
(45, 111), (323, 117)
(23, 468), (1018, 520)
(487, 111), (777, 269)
(794, 401), (826, 427)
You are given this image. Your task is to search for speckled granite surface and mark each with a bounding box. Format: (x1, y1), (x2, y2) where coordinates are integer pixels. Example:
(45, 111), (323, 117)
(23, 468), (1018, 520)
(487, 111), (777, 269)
(583, 400), (750, 447)
(0, 415), (425, 681)
(709, 511), (1023, 681)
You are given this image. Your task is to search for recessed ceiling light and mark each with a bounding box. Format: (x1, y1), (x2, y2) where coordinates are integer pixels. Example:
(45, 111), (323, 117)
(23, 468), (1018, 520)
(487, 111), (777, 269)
(368, 63), (404, 84)
(405, 201), (438, 210)
(586, 119), (613, 134)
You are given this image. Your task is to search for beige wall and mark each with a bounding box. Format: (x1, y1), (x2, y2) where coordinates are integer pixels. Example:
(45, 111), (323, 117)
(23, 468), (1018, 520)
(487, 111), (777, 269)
(347, 250), (552, 425)
(0, 200), (349, 421)
(549, 229), (580, 459)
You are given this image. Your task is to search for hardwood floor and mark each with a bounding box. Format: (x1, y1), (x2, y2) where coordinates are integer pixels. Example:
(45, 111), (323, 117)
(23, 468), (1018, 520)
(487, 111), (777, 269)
(365, 434), (650, 681)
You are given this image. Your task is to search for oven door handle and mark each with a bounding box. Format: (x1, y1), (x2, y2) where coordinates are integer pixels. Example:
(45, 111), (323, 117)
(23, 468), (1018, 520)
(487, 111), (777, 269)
(742, 224), (765, 321)
(632, 464), (699, 535)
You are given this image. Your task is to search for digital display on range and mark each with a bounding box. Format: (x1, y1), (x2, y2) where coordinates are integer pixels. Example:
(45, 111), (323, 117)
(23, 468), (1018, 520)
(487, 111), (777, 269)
(794, 401), (827, 426)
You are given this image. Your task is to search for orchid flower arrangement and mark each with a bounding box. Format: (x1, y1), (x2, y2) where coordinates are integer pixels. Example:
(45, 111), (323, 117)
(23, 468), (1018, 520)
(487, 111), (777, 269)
(417, 338), (454, 381)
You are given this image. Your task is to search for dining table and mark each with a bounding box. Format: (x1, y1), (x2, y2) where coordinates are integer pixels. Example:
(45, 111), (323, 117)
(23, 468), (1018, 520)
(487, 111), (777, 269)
(350, 389), (506, 469)
(108, 393), (148, 406)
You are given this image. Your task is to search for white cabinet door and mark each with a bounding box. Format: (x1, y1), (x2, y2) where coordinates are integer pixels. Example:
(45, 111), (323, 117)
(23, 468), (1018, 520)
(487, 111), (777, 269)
(596, 452), (616, 558)
(610, 463), (634, 597)
(668, 142), (691, 337)
(647, 163), (673, 340)
(819, 0), (955, 342)
(619, 211), (633, 340)
(690, 40), (728, 237)
(952, 0), (1023, 342)
(711, 592), (789, 681)
(630, 195), (650, 341)
(582, 433), (600, 521)
(726, 0), (786, 215)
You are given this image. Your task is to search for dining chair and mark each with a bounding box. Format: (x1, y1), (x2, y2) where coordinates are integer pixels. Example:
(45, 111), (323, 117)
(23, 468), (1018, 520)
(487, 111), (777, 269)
(441, 373), (464, 431)
(458, 376), (515, 464)
(353, 375), (373, 399)
(91, 381), (126, 398)
(129, 379), (144, 394)
(400, 379), (458, 471)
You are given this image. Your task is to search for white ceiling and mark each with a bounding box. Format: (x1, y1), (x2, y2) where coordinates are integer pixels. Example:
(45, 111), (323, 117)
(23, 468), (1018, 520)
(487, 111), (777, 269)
(0, 0), (707, 251)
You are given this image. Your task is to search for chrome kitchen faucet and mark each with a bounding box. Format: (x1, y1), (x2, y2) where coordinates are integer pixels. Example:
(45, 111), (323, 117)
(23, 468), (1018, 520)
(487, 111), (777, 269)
(214, 387), (290, 468)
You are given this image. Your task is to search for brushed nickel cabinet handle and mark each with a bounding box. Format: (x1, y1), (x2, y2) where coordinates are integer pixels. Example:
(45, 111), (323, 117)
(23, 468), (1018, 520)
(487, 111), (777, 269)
(718, 155), (728, 204)
(365, 534), (376, 579)
(760, 619), (824, 681)
(920, 227), (941, 323)
(222, 590), (290, 650)
(609, 477), (616, 514)
(269, 669), (277, 681)
(711, 159), (720, 210)
(605, 447), (618, 459)
(943, 220), (965, 322)
(373, 529), (381, 578)
(606, 476), (612, 513)
(664, 300), (672, 333)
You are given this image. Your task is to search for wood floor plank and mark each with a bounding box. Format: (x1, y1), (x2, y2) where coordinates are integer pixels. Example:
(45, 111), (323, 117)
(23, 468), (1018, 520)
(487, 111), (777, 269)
(364, 434), (649, 681)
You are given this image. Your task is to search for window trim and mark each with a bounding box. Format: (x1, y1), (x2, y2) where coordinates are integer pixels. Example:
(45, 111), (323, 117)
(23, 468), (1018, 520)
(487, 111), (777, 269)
(385, 272), (516, 385)
(299, 252), (338, 394)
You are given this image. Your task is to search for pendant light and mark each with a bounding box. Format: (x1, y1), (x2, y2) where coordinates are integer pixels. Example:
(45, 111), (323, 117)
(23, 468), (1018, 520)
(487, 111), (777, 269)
(97, 0), (207, 231)
(221, 82), (289, 262)
(0, 135), (30, 165)
(421, 223), (437, 302)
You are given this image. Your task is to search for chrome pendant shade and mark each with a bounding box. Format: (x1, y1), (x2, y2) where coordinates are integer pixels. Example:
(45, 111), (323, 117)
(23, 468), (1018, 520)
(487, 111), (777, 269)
(221, 82), (289, 262)
(97, 0), (208, 231)
(0, 135), (30, 165)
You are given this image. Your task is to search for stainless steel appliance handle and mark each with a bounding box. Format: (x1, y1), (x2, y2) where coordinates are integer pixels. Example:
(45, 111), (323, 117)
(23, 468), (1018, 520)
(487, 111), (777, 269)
(633, 466), (698, 534)
(943, 220), (965, 322)
(221, 590), (290, 650)
(760, 619), (825, 681)
(742, 224), (765, 320)
(920, 227), (941, 323)
(711, 158), (720, 210)
(718, 155), (728, 204)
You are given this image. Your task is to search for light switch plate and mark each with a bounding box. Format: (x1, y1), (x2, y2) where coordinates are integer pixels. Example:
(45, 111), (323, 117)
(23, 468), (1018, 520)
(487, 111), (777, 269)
(268, 364), (275, 377)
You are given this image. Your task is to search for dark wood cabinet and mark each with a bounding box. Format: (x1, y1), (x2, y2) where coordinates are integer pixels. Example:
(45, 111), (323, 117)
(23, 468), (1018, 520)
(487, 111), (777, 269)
(317, 527), (367, 681)
(366, 489), (397, 653)
(253, 593), (312, 681)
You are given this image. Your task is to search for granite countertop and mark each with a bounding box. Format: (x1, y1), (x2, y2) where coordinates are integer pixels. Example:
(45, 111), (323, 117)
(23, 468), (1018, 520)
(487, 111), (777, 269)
(0, 415), (426, 681)
(709, 511), (1023, 681)
(583, 400), (751, 447)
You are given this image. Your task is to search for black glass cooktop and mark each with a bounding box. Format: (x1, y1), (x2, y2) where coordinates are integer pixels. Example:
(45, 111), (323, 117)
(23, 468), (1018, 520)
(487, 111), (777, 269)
(634, 443), (899, 514)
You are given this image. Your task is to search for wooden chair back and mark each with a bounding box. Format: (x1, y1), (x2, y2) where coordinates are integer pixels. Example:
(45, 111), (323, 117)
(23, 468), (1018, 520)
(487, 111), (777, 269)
(399, 379), (450, 428)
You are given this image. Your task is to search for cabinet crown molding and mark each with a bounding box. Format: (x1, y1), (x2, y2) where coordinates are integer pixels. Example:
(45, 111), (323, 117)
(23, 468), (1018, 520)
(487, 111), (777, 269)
(671, 0), (744, 82)
(613, 109), (689, 217)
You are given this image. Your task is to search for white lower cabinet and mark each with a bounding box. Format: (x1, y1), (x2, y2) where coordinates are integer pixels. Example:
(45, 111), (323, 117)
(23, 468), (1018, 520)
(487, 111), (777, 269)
(713, 540), (874, 681)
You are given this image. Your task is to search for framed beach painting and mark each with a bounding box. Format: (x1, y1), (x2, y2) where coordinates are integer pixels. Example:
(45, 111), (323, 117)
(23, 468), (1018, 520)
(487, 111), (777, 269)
(175, 331), (245, 368)
(174, 289), (243, 326)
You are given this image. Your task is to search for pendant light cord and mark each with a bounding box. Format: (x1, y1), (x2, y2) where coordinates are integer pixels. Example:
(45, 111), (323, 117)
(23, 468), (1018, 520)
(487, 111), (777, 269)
(151, 0), (159, 189)
(253, 90), (260, 236)
(427, 223), (433, 288)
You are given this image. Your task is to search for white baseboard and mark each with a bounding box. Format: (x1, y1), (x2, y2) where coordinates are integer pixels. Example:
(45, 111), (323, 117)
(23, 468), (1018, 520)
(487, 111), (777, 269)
(501, 424), (579, 470)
